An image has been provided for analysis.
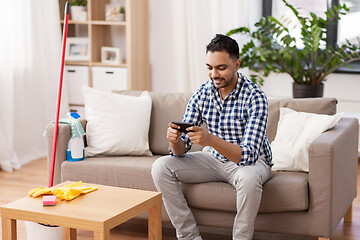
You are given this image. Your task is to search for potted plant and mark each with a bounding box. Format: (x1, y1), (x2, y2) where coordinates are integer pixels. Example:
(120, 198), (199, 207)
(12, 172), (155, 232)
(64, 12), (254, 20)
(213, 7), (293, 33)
(119, 6), (125, 21)
(227, 0), (360, 98)
(70, 0), (87, 21)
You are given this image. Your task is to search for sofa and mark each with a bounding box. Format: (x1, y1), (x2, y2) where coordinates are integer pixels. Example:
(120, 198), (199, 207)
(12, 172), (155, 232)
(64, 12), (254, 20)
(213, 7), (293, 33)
(46, 91), (359, 240)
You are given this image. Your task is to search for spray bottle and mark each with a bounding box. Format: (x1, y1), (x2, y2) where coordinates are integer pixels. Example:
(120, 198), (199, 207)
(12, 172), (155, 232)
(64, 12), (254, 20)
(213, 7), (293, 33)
(66, 112), (85, 162)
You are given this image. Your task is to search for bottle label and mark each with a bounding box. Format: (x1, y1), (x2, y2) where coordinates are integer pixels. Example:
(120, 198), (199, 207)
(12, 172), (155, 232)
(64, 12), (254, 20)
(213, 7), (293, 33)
(67, 137), (85, 162)
(70, 138), (84, 158)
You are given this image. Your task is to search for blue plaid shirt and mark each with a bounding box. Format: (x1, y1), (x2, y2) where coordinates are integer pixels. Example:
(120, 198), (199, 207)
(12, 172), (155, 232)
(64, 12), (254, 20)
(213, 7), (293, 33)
(174, 73), (273, 167)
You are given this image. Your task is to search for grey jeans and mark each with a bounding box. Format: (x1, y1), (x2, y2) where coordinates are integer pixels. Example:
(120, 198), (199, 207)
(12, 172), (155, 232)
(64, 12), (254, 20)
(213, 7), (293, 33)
(151, 151), (272, 240)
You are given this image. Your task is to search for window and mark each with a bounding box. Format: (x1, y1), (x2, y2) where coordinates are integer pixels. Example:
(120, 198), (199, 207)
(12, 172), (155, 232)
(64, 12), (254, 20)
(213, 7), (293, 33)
(263, 0), (360, 73)
(337, 0), (360, 45)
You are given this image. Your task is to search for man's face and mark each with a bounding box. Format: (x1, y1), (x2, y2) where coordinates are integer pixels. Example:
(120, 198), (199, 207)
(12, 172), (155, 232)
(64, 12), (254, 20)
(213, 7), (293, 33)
(206, 51), (240, 94)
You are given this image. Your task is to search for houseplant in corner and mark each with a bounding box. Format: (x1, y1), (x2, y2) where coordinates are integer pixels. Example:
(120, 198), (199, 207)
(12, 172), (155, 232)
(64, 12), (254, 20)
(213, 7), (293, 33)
(227, 0), (360, 98)
(70, 0), (87, 21)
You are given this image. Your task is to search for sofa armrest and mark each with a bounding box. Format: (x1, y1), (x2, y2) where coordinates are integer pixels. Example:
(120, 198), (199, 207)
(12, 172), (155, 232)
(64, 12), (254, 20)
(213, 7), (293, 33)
(308, 118), (358, 236)
(45, 118), (87, 185)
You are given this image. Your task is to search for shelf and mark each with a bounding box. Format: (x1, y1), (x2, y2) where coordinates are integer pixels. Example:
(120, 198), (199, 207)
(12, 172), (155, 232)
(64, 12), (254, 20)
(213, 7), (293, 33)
(65, 61), (90, 66)
(61, 20), (127, 26)
(91, 62), (127, 68)
(65, 62), (127, 68)
(91, 21), (127, 26)
(61, 20), (89, 25)
(69, 103), (85, 107)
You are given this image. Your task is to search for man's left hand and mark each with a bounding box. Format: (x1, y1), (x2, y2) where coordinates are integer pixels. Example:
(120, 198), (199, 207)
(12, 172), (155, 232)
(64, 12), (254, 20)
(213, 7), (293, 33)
(187, 126), (212, 146)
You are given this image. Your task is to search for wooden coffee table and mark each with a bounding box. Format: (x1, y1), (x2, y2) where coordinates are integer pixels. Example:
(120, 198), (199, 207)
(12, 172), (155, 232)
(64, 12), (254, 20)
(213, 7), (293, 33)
(1, 181), (162, 240)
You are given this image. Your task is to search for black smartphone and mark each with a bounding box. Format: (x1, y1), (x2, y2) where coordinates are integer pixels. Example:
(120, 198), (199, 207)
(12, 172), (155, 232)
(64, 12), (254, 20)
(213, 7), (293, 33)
(171, 121), (195, 133)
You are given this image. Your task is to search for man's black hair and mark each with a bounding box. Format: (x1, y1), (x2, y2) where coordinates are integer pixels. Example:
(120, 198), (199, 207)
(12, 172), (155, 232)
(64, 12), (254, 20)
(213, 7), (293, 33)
(206, 34), (239, 60)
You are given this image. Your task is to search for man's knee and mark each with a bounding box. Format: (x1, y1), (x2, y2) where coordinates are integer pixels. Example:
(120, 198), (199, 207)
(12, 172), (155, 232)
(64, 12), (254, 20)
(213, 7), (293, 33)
(233, 170), (262, 192)
(151, 155), (173, 182)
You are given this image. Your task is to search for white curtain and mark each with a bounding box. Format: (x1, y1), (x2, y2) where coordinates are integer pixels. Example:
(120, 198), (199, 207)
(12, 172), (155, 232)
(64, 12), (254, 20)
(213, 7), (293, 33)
(0, 0), (69, 171)
(171, 0), (262, 92)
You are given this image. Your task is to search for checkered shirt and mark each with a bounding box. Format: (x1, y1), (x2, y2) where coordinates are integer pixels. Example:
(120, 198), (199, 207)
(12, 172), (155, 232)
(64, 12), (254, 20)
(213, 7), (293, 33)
(172, 73), (273, 167)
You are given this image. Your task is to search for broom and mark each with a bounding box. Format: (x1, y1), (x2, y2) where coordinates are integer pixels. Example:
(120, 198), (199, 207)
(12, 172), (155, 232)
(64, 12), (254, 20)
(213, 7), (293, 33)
(49, 1), (70, 188)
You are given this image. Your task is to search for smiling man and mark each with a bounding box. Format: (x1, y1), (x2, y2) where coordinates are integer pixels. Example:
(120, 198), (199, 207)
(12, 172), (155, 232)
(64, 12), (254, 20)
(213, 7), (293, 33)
(151, 34), (273, 240)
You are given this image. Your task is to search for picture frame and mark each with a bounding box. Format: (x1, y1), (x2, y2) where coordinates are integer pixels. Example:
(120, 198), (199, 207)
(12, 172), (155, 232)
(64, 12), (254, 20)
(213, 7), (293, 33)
(101, 47), (122, 65)
(65, 38), (90, 61)
(105, 4), (120, 21)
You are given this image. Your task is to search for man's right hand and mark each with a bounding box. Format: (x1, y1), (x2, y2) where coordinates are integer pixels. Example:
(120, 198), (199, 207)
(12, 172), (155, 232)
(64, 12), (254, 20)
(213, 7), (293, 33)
(167, 122), (186, 156)
(167, 122), (182, 143)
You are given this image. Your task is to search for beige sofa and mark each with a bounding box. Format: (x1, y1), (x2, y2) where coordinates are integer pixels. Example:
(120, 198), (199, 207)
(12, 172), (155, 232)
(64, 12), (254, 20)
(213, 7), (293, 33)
(46, 91), (359, 240)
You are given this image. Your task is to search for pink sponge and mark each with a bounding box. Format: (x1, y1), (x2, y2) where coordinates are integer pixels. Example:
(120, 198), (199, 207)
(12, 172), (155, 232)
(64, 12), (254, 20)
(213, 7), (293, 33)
(42, 195), (56, 206)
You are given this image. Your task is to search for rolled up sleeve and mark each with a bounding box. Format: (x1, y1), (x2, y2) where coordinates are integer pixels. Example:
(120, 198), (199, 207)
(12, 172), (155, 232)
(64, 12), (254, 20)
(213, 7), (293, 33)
(239, 92), (268, 166)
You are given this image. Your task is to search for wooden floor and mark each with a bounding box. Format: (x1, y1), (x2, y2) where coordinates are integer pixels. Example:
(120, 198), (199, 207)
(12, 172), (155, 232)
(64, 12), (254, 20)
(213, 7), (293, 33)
(0, 157), (359, 240)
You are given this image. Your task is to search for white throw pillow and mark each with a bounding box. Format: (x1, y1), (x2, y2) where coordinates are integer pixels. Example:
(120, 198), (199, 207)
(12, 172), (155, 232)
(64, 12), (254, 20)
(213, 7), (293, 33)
(271, 107), (343, 172)
(83, 86), (152, 157)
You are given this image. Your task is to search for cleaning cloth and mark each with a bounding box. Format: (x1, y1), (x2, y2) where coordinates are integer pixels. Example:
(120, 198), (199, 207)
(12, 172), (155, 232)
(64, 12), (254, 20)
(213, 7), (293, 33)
(28, 181), (98, 201)
(44, 113), (85, 138)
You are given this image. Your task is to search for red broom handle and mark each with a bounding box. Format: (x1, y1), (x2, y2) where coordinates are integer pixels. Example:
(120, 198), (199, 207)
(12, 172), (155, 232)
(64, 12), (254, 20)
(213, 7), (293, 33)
(49, 1), (70, 188)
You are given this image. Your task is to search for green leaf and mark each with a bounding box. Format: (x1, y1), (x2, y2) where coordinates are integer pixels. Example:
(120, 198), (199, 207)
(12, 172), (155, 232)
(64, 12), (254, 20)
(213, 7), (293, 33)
(226, 27), (250, 36)
(342, 4), (350, 11)
(310, 12), (317, 21)
(329, 8), (335, 16)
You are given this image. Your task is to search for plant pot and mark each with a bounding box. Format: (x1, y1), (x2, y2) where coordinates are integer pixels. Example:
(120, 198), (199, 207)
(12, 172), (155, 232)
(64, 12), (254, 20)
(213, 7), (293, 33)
(25, 221), (63, 240)
(292, 82), (324, 98)
(119, 13), (125, 21)
(71, 6), (86, 21)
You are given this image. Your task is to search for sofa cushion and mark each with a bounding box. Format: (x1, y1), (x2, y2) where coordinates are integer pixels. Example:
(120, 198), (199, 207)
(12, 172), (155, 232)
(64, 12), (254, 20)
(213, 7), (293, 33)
(271, 108), (342, 172)
(267, 98), (337, 143)
(83, 87), (152, 157)
(182, 171), (309, 213)
(61, 156), (309, 213)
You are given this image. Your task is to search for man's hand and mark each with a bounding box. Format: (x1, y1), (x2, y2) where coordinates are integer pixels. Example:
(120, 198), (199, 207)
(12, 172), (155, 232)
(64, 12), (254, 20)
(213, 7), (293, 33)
(168, 123), (242, 163)
(187, 126), (242, 163)
(186, 126), (212, 146)
(188, 126), (242, 164)
(167, 122), (182, 143)
(167, 122), (186, 156)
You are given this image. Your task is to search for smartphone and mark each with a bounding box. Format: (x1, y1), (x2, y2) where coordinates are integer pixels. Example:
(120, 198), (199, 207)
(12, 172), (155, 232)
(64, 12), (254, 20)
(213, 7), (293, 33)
(171, 121), (195, 133)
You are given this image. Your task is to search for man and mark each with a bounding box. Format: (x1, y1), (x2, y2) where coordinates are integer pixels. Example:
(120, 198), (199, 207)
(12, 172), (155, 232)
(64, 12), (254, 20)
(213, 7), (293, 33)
(151, 34), (273, 240)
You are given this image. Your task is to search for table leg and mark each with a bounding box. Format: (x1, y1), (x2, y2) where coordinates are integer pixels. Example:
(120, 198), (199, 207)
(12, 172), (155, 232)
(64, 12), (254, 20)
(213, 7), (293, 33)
(148, 203), (162, 240)
(63, 227), (77, 240)
(94, 230), (109, 240)
(1, 218), (17, 240)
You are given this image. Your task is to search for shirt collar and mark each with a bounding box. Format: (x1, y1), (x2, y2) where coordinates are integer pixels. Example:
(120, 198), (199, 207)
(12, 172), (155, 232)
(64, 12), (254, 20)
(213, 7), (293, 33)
(210, 73), (243, 100)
